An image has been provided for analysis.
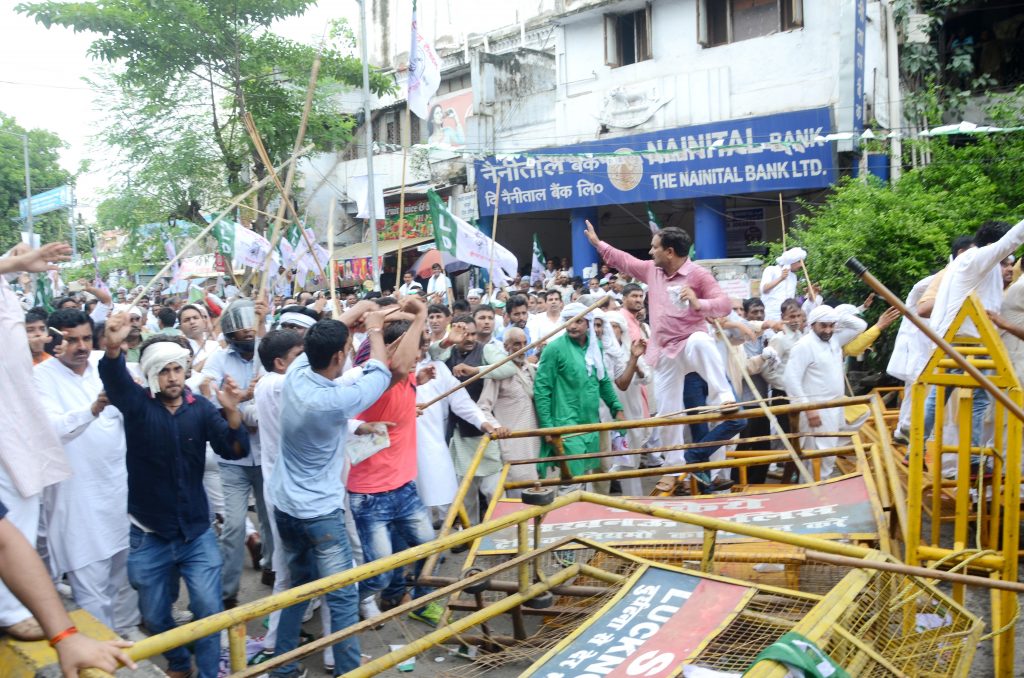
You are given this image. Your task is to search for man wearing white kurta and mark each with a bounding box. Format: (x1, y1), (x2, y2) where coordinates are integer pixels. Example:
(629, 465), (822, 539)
(760, 247), (807, 321)
(414, 340), (496, 513)
(886, 274), (935, 441)
(783, 305), (866, 478)
(34, 308), (138, 632)
(924, 218), (1024, 443)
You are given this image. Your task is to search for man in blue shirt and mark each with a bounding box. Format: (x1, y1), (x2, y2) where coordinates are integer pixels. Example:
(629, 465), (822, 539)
(201, 298), (272, 607)
(100, 312), (249, 678)
(268, 306), (392, 678)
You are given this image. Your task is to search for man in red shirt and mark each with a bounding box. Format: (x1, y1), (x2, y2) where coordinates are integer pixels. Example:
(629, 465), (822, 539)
(346, 300), (448, 625)
(584, 221), (734, 466)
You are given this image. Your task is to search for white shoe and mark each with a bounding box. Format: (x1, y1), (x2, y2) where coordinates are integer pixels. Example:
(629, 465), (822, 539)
(360, 595), (382, 619)
(171, 607), (194, 625)
(301, 597), (321, 623)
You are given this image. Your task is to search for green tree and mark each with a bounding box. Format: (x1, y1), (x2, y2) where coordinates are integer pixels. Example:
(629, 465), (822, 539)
(18, 1), (393, 231)
(0, 113), (73, 251)
(777, 111), (1024, 370)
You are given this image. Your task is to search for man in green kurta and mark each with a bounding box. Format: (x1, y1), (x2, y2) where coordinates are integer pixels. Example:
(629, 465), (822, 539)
(535, 302), (624, 479)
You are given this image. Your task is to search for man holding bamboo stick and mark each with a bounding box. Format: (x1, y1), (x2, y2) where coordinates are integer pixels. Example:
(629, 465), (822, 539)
(584, 221), (735, 467)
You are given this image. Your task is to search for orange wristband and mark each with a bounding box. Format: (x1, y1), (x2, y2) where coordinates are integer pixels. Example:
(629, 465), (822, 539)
(48, 625), (78, 647)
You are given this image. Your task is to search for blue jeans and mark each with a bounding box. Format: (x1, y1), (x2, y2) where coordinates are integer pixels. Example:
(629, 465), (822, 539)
(348, 481), (436, 601)
(923, 382), (990, 447)
(127, 526), (223, 678)
(218, 462), (273, 600)
(272, 508), (360, 677)
(682, 373), (747, 464)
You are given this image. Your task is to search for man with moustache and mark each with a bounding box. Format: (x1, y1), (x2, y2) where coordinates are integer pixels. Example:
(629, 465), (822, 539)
(34, 309), (138, 633)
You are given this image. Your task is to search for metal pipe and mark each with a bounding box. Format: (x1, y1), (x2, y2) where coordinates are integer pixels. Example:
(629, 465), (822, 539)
(420, 294), (612, 409)
(348, 566), (583, 677)
(806, 551), (1024, 593)
(846, 257), (1024, 424)
(502, 395), (874, 438)
(503, 446), (857, 490)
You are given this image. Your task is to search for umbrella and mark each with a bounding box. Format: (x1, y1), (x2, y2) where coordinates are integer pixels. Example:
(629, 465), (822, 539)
(410, 248), (468, 278)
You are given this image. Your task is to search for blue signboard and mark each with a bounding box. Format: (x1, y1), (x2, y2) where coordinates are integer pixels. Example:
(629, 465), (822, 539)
(853, 0), (867, 133)
(475, 107), (836, 217)
(19, 185), (72, 219)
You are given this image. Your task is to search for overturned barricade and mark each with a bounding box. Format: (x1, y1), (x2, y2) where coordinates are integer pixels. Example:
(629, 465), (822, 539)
(106, 490), (990, 677)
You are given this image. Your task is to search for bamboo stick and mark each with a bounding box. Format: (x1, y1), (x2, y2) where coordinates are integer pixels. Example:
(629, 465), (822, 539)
(256, 50), (322, 300)
(712, 318), (814, 484)
(419, 293), (610, 409)
(847, 257), (1024, 424)
(779, 192), (786, 250)
(806, 550), (1024, 593)
(395, 107), (411, 286)
(487, 176), (502, 299)
(242, 113), (329, 285)
(326, 199), (340, 317)
(128, 146), (311, 308)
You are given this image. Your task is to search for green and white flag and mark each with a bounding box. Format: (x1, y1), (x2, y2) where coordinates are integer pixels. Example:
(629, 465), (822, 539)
(428, 190), (518, 286)
(33, 271), (55, 312)
(212, 220), (272, 271)
(279, 223), (303, 268)
(646, 203), (662, 234)
(530, 234), (546, 284)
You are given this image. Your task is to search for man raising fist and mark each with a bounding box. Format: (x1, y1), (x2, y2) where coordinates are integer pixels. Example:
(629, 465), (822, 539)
(99, 312), (249, 678)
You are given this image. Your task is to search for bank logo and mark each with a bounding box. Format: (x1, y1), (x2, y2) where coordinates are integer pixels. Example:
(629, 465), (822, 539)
(607, 148), (644, 191)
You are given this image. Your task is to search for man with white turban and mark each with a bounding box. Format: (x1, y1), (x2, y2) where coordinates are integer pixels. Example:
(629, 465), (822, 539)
(760, 247), (808, 321)
(99, 313), (249, 678)
(783, 304), (866, 478)
(534, 302), (625, 482)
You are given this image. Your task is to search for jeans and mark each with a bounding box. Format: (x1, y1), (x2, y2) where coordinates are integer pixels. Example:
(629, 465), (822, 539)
(219, 463), (273, 600)
(272, 508), (360, 677)
(682, 373), (747, 464)
(923, 382), (990, 447)
(127, 526), (223, 677)
(348, 481), (436, 601)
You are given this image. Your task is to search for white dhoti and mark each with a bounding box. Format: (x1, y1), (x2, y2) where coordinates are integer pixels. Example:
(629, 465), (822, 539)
(798, 408), (846, 478)
(0, 464), (38, 626)
(66, 549), (139, 631)
(653, 331), (734, 466)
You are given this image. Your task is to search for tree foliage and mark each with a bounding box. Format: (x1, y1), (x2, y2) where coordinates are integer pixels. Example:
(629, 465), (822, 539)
(17, 0), (394, 232)
(0, 113), (73, 252)
(777, 93), (1024, 370)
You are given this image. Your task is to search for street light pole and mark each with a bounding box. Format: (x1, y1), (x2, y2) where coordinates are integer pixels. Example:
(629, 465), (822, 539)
(357, 0), (380, 289)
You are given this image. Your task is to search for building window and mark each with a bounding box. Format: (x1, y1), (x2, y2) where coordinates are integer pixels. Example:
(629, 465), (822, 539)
(698, 0), (803, 47)
(409, 114), (422, 146)
(605, 4), (653, 68)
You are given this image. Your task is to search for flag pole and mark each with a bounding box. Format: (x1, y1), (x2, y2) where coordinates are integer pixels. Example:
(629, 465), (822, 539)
(778, 192), (786, 250)
(326, 199), (341, 317)
(395, 106), (411, 290)
(486, 176), (502, 299)
(358, 0), (380, 289)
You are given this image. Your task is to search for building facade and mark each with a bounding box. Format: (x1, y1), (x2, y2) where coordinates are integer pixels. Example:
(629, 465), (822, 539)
(303, 0), (892, 284)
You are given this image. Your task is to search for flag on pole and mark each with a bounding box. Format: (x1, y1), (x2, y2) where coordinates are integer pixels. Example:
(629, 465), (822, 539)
(646, 203), (662, 234)
(530, 234), (546, 285)
(279, 223), (303, 268)
(212, 220), (272, 271)
(33, 272), (55, 312)
(408, 0), (441, 119)
(428, 190), (517, 286)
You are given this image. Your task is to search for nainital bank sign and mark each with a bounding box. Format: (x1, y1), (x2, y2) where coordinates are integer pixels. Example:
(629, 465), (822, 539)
(475, 107), (836, 216)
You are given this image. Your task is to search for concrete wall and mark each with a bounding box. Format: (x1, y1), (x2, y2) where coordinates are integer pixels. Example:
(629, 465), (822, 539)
(554, 0), (886, 145)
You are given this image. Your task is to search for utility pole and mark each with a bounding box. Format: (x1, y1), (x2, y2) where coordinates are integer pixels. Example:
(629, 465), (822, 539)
(68, 184), (77, 259)
(884, 0), (903, 182)
(22, 134), (34, 236)
(358, 0), (380, 289)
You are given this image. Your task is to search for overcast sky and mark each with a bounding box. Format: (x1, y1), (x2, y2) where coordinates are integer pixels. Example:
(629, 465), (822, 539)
(0, 0), (348, 220)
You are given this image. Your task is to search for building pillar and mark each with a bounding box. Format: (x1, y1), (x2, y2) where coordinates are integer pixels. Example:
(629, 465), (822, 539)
(570, 207), (599, 278)
(694, 197), (727, 260)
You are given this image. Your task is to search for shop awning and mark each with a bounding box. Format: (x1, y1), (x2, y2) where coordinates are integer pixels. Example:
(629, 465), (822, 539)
(332, 236), (433, 260)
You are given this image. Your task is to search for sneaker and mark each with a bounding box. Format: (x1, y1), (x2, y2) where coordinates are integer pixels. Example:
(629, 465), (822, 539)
(892, 428), (909, 445)
(408, 600), (445, 627)
(172, 607), (195, 625)
(301, 598), (320, 624)
(360, 596), (385, 630)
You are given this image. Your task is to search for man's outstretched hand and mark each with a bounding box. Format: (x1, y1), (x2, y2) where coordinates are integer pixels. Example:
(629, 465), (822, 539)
(584, 220), (601, 248)
(1, 242), (72, 275)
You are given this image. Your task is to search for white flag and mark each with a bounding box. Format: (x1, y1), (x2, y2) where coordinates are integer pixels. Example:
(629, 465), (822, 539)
(428, 191), (517, 286)
(408, 0), (441, 119)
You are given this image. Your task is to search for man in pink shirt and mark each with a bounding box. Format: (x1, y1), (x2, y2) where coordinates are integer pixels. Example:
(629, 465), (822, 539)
(584, 221), (735, 465)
